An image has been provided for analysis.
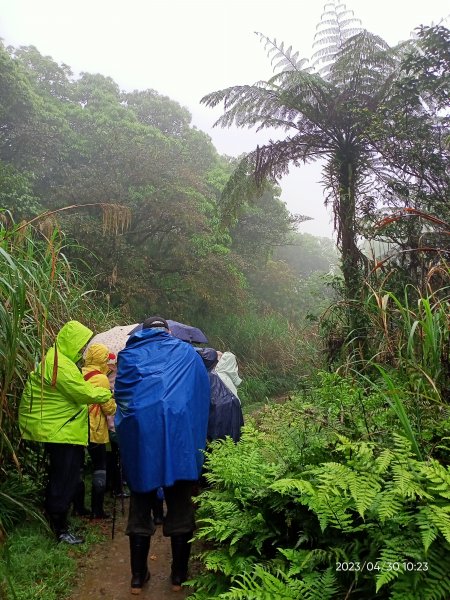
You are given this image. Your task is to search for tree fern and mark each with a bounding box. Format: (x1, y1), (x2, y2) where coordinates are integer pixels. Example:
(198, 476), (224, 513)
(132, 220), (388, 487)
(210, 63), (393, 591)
(201, 0), (403, 303)
(311, 1), (363, 76)
(255, 32), (309, 73)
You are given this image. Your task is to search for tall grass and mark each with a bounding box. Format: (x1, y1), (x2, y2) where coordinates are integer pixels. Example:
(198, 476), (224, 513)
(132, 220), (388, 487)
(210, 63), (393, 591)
(364, 280), (449, 398)
(0, 216), (122, 535)
(349, 269), (450, 456)
(203, 311), (318, 405)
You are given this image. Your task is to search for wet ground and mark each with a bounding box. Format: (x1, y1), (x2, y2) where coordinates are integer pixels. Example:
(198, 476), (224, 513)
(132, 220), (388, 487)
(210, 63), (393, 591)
(67, 500), (189, 600)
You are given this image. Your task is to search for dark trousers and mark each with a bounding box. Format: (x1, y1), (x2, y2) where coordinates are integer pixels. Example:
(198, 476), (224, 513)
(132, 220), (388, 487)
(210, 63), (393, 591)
(44, 443), (84, 515)
(126, 480), (195, 537)
(106, 439), (123, 494)
(88, 442), (107, 515)
(88, 442), (107, 472)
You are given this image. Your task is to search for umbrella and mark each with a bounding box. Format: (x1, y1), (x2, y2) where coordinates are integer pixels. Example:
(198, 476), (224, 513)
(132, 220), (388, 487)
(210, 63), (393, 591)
(167, 320), (208, 344)
(128, 320), (208, 344)
(86, 324), (139, 357)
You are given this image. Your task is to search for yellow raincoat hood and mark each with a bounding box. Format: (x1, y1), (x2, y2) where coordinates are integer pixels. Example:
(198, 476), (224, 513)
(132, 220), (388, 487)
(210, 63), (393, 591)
(83, 343), (110, 375)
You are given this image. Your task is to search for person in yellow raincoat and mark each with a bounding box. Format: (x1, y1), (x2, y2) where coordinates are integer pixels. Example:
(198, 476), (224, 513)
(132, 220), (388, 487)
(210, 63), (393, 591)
(82, 343), (117, 519)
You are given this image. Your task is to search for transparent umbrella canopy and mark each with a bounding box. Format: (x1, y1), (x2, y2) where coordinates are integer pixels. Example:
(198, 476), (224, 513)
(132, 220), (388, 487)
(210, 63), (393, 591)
(86, 324), (139, 357)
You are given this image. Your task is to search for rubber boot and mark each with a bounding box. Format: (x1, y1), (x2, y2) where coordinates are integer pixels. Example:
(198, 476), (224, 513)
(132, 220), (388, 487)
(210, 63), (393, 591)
(170, 532), (192, 591)
(90, 470), (110, 519)
(72, 480), (90, 517)
(152, 497), (164, 525)
(129, 534), (151, 595)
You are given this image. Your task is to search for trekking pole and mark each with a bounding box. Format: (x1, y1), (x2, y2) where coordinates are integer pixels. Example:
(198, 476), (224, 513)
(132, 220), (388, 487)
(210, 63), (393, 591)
(118, 455), (125, 516)
(112, 490), (117, 539)
(111, 445), (125, 539)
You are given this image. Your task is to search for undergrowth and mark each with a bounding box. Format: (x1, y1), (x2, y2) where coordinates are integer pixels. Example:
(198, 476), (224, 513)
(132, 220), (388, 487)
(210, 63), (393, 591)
(188, 373), (450, 600)
(0, 520), (107, 600)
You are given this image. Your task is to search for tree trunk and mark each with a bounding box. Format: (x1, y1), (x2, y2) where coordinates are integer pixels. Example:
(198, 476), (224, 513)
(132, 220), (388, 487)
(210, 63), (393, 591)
(337, 161), (361, 301)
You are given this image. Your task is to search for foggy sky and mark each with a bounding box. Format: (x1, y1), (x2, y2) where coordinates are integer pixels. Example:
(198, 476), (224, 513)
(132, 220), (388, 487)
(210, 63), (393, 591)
(1, 0), (448, 238)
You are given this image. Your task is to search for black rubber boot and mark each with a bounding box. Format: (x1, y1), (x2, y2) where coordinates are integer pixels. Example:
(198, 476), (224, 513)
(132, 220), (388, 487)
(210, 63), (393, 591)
(90, 471), (110, 519)
(170, 532), (192, 591)
(152, 497), (164, 525)
(90, 486), (110, 519)
(129, 534), (150, 595)
(72, 480), (90, 516)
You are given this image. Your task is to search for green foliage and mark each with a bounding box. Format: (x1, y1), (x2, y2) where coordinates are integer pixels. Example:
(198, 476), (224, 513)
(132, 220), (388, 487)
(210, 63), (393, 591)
(0, 520), (107, 600)
(200, 3), (406, 306)
(0, 166), (42, 219)
(220, 566), (338, 600)
(1, 15), (449, 600)
(0, 471), (46, 538)
(0, 218), (121, 476)
(204, 311), (319, 405)
(362, 280), (449, 402)
(191, 412), (450, 599)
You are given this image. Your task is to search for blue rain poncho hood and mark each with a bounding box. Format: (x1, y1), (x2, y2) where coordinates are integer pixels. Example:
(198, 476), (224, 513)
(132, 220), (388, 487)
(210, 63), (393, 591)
(114, 327), (210, 492)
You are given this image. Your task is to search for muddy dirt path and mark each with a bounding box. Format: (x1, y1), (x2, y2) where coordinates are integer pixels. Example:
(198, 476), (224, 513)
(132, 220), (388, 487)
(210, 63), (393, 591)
(68, 500), (189, 600)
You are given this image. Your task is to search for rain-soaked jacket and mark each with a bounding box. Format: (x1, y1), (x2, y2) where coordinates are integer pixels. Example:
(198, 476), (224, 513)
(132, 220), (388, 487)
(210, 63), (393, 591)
(114, 327), (210, 492)
(82, 343), (116, 444)
(19, 321), (112, 446)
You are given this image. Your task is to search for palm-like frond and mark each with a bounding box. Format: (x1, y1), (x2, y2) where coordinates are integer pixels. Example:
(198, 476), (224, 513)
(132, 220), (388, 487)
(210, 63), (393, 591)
(217, 134), (330, 223)
(201, 1), (410, 302)
(255, 32), (310, 73)
(201, 71), (335, 136)
(331, 30), (396, 94)
(312, 1), (363, 76)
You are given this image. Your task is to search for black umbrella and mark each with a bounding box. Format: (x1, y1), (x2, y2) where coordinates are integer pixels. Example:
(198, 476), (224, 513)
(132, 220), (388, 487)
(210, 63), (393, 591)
(167, 320), (208, 343)
(128, 320), (208, 344)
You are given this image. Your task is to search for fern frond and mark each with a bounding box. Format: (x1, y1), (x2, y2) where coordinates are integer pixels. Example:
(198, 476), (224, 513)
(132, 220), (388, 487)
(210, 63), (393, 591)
(375, 546), (406, 591)
(391, 462), (431, 500)
(375, 487), (404, 522)
(416, 506), (439, 551)
(222, 565), (338, 600)
(255, 32), (309, 73)
(270, 478), (316, 497)
(374, 448), (396, 474)
(420, 459), (450, 500)
(426, 505), (450, 545)
(198, 547), (255, 577)
(311, 0), (363, 75)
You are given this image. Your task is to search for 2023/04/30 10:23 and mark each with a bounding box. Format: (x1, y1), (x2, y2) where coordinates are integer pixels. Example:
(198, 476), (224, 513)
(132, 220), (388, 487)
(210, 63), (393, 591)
(335, 561), (428, 572)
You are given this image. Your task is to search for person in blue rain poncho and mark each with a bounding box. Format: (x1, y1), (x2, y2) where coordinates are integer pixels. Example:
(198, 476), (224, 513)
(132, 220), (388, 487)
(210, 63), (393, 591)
(114, 316), (210, 595)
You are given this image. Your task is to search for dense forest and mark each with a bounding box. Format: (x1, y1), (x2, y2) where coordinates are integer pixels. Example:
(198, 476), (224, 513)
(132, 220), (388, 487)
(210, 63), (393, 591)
(0, 1), (449, 598)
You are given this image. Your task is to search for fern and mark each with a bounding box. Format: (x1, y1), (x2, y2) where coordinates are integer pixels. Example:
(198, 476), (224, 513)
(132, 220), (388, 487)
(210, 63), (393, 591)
(420, 459), (450, 500)
(198, 547), (255, 577)
(220, 565), (339, 600)
(416, 506), (439, 551)
(190, 385), (450, 599)
(255, 32), (309, 73)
